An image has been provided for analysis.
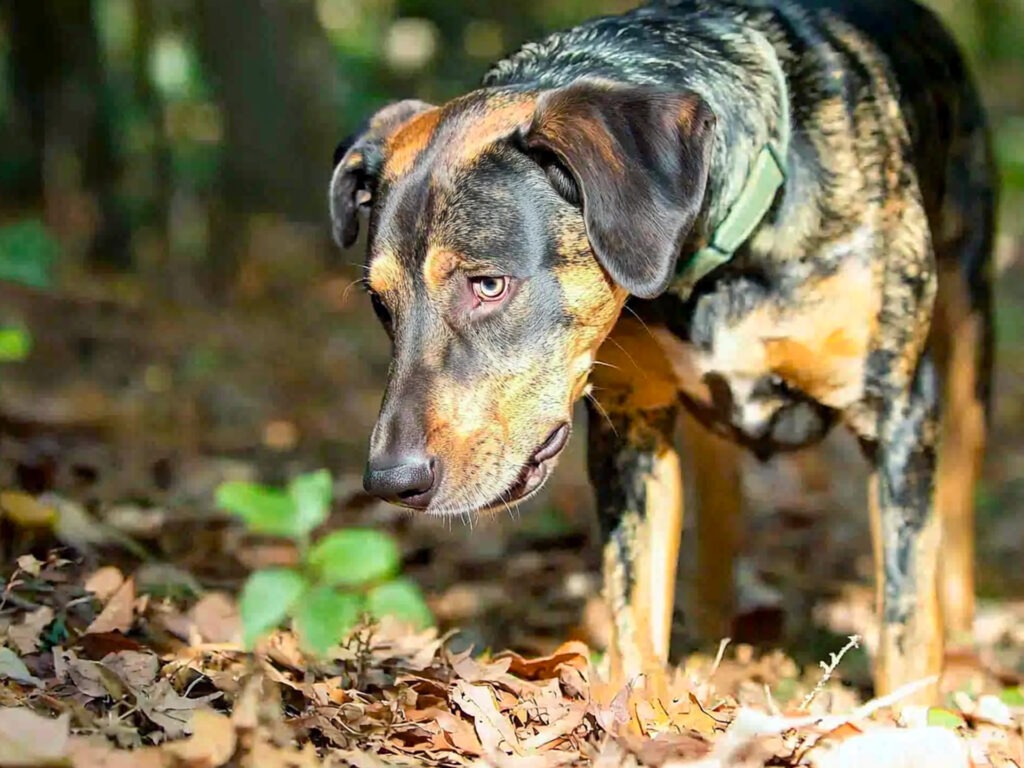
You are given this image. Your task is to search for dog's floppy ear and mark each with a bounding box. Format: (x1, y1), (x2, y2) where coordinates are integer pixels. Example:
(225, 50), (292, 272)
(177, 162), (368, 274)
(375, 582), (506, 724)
(330, 99), (434, 248)
(522, 82), (716, 298)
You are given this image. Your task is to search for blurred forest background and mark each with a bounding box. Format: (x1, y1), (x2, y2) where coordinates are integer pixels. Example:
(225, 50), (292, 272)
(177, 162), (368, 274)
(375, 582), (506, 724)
(1, 0), (1024, 664)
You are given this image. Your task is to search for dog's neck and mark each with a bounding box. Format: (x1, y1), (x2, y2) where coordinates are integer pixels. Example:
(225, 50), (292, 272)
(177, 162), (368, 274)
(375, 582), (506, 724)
(676, 29), (791, 292)
(486, 14), (792, 279)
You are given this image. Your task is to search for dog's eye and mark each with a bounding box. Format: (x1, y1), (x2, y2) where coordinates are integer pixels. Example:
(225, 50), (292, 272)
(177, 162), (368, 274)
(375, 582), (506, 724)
(471, 276), (509, 302)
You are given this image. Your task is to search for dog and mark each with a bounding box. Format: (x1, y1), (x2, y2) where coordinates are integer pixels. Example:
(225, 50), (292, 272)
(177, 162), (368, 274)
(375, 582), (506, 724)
(330, 0), (995, 701)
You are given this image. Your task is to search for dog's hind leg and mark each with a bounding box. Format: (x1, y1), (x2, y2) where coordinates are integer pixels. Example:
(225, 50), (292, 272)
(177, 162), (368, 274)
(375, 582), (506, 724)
(931, 101), (996, 642)
(932, 265), (990, 642)
(680, 409), (743, 643)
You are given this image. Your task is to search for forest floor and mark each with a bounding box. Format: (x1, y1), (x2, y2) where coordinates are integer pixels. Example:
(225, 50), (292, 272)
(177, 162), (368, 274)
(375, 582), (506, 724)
(2, 486), (1024, 768)
(2, 241), (1024, 766)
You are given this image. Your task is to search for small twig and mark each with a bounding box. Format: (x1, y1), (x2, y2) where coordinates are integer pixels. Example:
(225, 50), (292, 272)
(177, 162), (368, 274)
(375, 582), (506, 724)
(708, 637), (731, 682)
(800, 634), (860, 711)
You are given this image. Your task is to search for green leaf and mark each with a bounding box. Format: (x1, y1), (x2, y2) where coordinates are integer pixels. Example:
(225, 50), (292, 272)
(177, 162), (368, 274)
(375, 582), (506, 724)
(287, 470), (333, 538)
(367, 578), (433, 629)
(307, 528), (400, 588)
(294, 587), (364, 656)
(0, 327), (31, 362)
(1000, 686), (1024, 707)
(216, 481), (298, 538)
(239, 568), (308, 648)
(926, 707), (966, 729)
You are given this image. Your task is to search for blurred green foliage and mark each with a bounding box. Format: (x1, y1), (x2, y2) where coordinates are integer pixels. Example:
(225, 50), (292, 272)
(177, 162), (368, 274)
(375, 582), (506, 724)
(0, 220), (56, 289)
(0, 0), (1021, 288)
(0, 327), (31, 363)
(217, 469), (433, 655)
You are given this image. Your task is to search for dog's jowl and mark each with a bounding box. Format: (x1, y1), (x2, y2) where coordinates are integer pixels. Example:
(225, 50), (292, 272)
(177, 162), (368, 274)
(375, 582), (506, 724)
(331, 0), (995, 702)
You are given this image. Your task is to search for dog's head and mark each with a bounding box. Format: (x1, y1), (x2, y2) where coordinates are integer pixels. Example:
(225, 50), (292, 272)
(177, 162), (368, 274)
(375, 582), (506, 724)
(331, 81), (715, 515)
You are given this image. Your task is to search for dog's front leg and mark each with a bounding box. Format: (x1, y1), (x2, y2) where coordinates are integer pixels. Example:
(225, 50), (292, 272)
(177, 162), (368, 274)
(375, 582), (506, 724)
(587, 400), (683, 687)
(870, 354), (943, 703)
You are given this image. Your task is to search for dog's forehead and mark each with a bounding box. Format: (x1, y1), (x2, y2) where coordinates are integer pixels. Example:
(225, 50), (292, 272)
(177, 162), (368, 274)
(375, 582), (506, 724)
(382, 90), (536, 181)
(367, 91), (540, 297)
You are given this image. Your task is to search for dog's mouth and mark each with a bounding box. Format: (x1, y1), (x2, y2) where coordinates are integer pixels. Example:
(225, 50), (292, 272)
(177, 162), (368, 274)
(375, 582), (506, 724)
(488, 422), (571, 510)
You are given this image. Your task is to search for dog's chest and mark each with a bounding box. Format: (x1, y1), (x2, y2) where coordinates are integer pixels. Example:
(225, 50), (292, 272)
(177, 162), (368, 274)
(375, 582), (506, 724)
(598, 259), (879, 453)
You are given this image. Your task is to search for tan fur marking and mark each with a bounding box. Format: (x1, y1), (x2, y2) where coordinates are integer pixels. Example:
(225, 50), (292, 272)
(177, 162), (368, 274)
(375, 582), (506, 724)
(642, 445), (684, 661)
(603, 513), (653, 684)
(368, 251), (404, 297)
(700, 260), (878, 408)
(553, 226), (628, 407)
(594, 318), (679, 412)
(384, 108), (443, 179)
(454, 98), (535, 164)
(933, 266), (985, 639)
(423, 247), (460, 296)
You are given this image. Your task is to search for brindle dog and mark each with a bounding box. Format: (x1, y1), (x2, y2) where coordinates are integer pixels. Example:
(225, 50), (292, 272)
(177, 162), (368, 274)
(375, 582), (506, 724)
(330, 0), (995, 701)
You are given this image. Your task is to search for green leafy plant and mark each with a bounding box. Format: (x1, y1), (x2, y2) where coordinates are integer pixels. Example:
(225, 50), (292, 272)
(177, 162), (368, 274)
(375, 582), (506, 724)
(0, 219), (58, 289)
(0, 326), (31, 362)
(216, 469), (432, 654)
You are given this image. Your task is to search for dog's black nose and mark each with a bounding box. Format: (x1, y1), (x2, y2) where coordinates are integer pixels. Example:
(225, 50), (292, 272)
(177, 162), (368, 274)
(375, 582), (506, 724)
(363, 456), (437, 509)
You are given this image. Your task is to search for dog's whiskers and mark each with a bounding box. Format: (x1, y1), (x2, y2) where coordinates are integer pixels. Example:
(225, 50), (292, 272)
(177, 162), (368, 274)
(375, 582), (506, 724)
(584, 391), (618, 436)
(604, 335), (646, 378)
(623, 303), (658, 342)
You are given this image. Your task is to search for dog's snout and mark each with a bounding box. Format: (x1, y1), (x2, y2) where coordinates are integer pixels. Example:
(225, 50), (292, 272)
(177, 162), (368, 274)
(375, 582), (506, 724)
(363, 455), (437, 509)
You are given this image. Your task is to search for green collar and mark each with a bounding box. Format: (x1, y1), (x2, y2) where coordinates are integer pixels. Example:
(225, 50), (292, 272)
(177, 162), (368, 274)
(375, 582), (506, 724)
(673, 141), (786, 294)
(673, 38), (791, 296)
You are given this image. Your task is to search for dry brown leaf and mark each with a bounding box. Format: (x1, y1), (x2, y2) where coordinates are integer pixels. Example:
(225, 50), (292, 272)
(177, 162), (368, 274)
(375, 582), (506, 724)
(620, 732), (711, 766)
(86, 577), (136, 635)
(231, 675), (283, 734)
(77, 631), (146, 659)
(452, 680), (523, 757)
(0, 708), (70, 766)
(84, 567), (126, 603)
(496, 642), (590, 681)
(164, 710), (237, 768)
(65, 654), (116, 698)
(325, 750), (395, 768)
(449, 649), (513, 683)
(310, 677), (347, 707)
(243, 738), (323, 768)
(102, 650), (160, 689)
(261, 631), (305, 670)
(136, 680), (221, 738)
(69, 739), (168, 767)
(190, 593), (241, 645)
(402, 707), (483, 757)
(820, 722), (864, 742)
(59, 649), (154, 699)
(519, 701), (587, 752)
